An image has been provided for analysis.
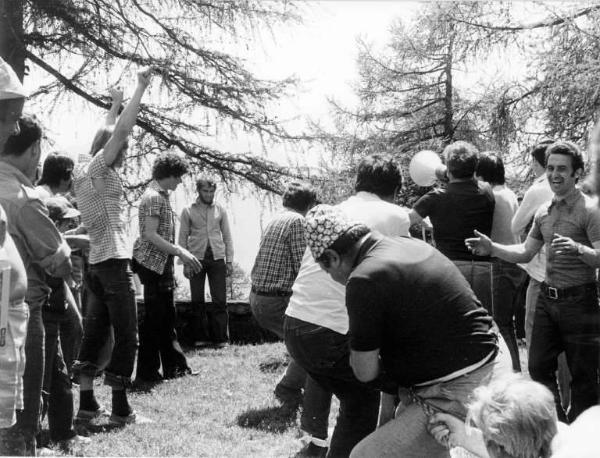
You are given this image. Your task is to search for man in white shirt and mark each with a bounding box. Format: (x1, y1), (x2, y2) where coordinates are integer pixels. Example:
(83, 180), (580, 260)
(284, 154), (410, 457)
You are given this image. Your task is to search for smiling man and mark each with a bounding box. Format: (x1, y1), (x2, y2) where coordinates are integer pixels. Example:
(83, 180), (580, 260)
(466, 140), (600, 423)
(303, 205), (510, 458)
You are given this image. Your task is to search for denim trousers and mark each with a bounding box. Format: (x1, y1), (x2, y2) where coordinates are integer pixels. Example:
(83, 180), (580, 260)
(453, 260), (493, 313)
(284, 316), (379, 458)
(350, 337), (512, 458)
(528, 286), (600, 422)
(59, 294), (82, 376)
(136, 263), (189, 379)
(76, 259), (138, 387)
(16, 300), (44, 439)
(189, 257), (228, 343)
(525, 278), (571, 412)
(250, 293), (332, 439)
(492, 259), (527, 371)
(41, 310), (76, 442)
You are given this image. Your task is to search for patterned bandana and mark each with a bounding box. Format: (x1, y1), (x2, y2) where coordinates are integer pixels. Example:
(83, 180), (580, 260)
(303, 204), (360, 260)
(0, 58), (27, 100)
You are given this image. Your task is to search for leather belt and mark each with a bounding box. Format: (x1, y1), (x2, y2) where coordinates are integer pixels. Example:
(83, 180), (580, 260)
(541, 282), (597, 300)
(251, 287), (292, 298)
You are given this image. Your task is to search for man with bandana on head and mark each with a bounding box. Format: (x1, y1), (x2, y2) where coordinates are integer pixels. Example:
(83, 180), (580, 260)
(301, 205), (511, 458)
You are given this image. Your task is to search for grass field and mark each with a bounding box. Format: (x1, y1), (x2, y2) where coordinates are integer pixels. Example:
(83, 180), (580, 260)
(56, 342), (332, 457)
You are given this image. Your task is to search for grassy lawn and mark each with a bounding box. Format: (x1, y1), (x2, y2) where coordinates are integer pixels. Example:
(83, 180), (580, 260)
(60, 342), (333, 457)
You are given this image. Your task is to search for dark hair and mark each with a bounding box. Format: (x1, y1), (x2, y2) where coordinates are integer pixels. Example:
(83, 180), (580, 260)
(476, 152), (505, 185)
(0, 98), (24, 123)
(355, 154), (402, 197)
(282, 182), (317, 213)
(317, 224), (370, 267)
(2, 115), (42, 156)
(152, 153), (189, 180)
(196, 176), (217, 192)
(38, 152), (74, 187)
(530, 139), (554, 168)
(443, 141), (479, 179)
(545, 141), (585, 173)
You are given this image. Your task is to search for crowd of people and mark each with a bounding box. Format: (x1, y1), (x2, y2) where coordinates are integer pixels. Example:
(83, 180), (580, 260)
(0, 52), (599, 458)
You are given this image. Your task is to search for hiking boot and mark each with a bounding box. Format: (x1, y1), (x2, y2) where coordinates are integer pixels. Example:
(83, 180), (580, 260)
(109, 411), (154, 426)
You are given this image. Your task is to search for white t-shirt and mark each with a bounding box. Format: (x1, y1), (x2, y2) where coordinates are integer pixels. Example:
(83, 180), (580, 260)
(511, 175), (553, 282)
(285, 191), (410, 334)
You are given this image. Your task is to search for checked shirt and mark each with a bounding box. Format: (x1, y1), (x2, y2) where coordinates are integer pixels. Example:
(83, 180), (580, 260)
(250, 209), (306, 294)
(73, 152), (129, 264)
(133, 180), (175, 275)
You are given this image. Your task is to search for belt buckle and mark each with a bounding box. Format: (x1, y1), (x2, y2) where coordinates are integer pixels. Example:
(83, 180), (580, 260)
(548, 286), (558, 300)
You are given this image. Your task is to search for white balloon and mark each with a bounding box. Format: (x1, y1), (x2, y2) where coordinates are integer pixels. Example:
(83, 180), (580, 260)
(409, 150), (443, 186)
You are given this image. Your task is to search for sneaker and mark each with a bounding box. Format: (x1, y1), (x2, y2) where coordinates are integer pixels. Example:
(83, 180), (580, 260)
(109, 411), (154, 426)
(294, 442), (328, 457)
(58, 434), (92, 451)
(75, 405), (110, 422)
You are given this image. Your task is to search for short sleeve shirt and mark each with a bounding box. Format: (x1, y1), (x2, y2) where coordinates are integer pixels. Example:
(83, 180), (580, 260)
(414, 180), (495, 261)
(346, 234), (497, 387)
(73, 152), (129, 264)
(132, 181), (175, 275)
(529, 188), (600, 288)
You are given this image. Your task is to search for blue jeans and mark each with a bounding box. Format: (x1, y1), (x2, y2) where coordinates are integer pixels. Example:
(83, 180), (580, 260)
(284, 316), (379, 458)
(16, 300), (44, 439)
(350, 338), (511, 458)
(250, 293), (332, 439)
(528, 286), (600, 422)
(41, 310), (76, 442)
(189, 256), (228, 343)
(492, 259), (527, 371)
(453, 260), (493, 313)
(75, 259), (138, 387)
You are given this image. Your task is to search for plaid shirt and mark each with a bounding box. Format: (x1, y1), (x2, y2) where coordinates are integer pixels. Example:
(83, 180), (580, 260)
(73, 152), (129, 264)
(250, 209), (305, 294)
(133, 181), (175, 275)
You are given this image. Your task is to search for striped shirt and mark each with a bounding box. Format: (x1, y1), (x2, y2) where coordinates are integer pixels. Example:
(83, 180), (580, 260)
(250, 210), (305, 294)
(73, 152), (129, 264)
(133, 181), (175, 274)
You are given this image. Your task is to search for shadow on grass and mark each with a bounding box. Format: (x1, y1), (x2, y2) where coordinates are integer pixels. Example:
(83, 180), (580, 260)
(74, 421), (124, 435)
(236, 404), (298, 433)
(259, 355), (288, 373)
(130, 379), (164, 393)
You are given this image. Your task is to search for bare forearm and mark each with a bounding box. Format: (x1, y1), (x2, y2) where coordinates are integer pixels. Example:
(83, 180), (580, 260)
(577, 246), (600, 268)
(490, 242), (533, 264)
(145, 232), (179, 256)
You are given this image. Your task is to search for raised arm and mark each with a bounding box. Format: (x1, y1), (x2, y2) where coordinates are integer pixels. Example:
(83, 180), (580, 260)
(102, 69), (153, 167)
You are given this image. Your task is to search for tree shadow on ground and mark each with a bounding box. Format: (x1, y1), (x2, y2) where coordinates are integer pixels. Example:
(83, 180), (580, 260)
(259, 355), (288, 373)
(236, 404), (298, 433)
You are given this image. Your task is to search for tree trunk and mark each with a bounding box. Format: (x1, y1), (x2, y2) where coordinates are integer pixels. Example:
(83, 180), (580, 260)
(0, 0), (25, 81)
(442, 29), (455, 146)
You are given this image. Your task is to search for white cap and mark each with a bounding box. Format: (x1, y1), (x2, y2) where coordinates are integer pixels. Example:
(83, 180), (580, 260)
(0, 57), (27, 100)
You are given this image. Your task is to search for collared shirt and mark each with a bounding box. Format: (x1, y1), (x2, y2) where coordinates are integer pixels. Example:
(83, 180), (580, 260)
(511, 175), (553, 281)
(178, 200), (233, 262)
(250, 209), (305, 294)
(0, 162), (70, 306)
(529, 187), (600, 288)
(133, 181), (175, 275)
(73, 151), (130, 264)
(286, 192), (410, 334)
(413, 180), (495, 261)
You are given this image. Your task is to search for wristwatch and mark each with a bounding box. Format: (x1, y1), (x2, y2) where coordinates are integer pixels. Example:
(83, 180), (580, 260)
(576, 243), (585, 256)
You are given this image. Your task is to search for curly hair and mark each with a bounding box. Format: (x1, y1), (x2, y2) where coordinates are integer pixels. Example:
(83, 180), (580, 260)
(443, 141), (479, 179)
(152, 153), (190, 180)
(282, 181), (317, 213)
(355, 154), (402, 197)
